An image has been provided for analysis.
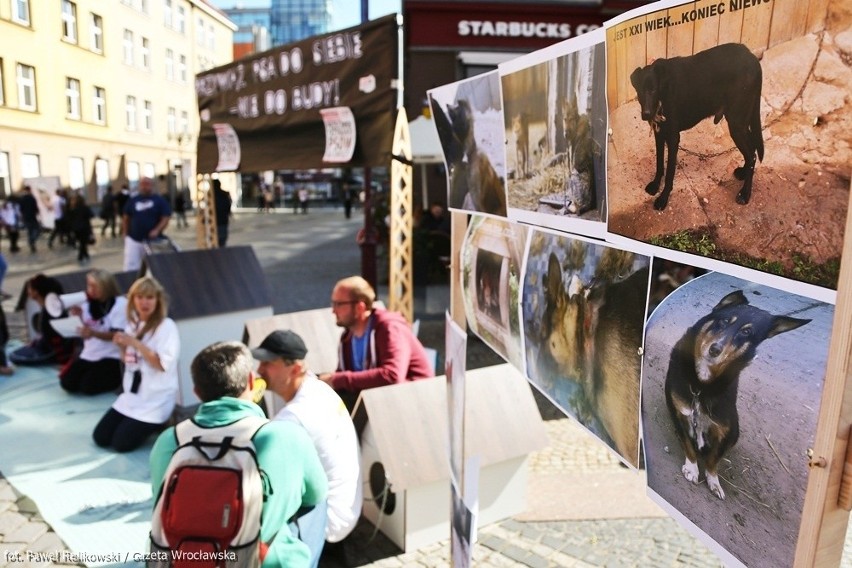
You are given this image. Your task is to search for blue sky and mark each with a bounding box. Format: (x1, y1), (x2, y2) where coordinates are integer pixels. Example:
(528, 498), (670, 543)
(208, 0), (401, 31)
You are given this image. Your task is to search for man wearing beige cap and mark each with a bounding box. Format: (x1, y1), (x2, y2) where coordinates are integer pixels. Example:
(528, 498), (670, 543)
(252, 330), (362, 565)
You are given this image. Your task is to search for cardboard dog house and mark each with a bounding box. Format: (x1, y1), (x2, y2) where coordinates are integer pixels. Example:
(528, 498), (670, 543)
(141, 246), (273, 410)
(352, 363), (548, 552)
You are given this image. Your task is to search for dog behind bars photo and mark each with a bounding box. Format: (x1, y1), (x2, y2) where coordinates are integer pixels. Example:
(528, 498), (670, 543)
(664, 290), (809, 500)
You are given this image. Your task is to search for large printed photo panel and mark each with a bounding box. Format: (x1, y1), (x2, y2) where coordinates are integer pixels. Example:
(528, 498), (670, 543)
(605, 0), (851, 291)
(522, 229), (650, 467)
(428, 72), (508, 218)
(643, 268), (832, 567)
(500, 29), (608, 238)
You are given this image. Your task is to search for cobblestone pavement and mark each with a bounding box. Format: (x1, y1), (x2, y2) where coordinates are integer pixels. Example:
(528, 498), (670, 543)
(0, 208), (850, 567)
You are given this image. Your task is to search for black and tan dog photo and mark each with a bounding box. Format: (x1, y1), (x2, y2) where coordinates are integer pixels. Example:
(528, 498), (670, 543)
(643, 269), (832, 567)
(605, 0), (851, 289)
(664, 289), (809, 500)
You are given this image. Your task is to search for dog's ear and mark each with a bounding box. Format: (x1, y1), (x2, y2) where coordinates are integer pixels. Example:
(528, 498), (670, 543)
(713, 290), (748, 311)
(629, 67), (643, 91)
(546, 252), (563, 301)
(767, 316), (811, 338)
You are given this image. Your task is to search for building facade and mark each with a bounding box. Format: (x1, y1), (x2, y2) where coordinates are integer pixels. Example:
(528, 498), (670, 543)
(0, 0), (235, 204)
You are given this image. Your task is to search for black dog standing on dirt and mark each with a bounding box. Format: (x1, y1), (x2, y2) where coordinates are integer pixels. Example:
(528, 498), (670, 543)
(630, 43), (764, 210)
(664, 290), (809, 500)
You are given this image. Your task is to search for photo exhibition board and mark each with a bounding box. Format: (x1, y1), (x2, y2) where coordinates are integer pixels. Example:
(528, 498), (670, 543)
(498, 28), (608, 240)
(427, 72), (509, 219)
(643, 269), (832, 568)
(603, 0), (851, 304)
(428, 0), (852, 564)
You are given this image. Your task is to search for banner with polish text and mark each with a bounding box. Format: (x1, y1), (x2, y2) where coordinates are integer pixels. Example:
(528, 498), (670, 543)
(195, 14), (399, 173)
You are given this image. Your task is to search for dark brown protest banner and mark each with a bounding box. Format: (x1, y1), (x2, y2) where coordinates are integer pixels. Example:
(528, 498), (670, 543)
(196, 14), (399, 173)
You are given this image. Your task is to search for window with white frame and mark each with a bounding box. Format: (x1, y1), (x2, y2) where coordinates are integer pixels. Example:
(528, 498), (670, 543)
(178, 54), (187, 83)
(207, 23), (215, 50)
(176, 5), (186, 34)
(141, 37), (151, 70)
(140, 0), (148, 13)
(142, 100), (152, 132)
(16, 63), (35, 111)
(12, 0), (30, 26)
(20, 153), (40, 178)
(125, 95), (137, 130)
(66, 77), (80, 119)
(165, 49), (174, 81)
(167, 107), (176, 135)
(163, 0), (172, 28)
(0, 152), (10, 198)
(123, 30), (134, 65)
(180, 110), (189, 135)
(0, 60), (5, 106)
(68, 157), (85, 191)
(143, 162), (155, 180)
(196, 16), (205, 45)
(93, 86), (106, 124)
(62, 1), (78, 43)
(90, 13), (103, 53)
(127, 161), (140, 191)
(93, 158), (109, 200)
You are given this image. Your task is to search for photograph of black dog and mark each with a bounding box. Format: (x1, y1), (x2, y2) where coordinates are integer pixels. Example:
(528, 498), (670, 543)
(629, 43), (764, 211)
(643, 270), (832, 567)
(664, 289), (809, 500)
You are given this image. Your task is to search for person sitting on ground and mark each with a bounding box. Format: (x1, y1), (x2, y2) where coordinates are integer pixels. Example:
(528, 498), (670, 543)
(150, 341), (328, 566)
(252, 330), (361, 565)
(318, 276), (434, 411)
(59, 269), (128, 395)
(0, 302), (14, 376)
(10, 274), (77, 366)
(93, 276), (179, 452)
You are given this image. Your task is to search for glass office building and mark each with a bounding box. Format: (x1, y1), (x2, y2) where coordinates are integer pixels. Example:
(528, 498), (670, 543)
(222, 0), (332, 49)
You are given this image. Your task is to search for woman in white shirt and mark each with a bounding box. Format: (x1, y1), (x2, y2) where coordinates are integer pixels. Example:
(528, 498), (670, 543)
(59, 269), (127, 395)
(92, 276), (180, 453)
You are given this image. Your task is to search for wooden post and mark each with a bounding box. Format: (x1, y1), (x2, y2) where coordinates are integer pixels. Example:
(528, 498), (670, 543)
(194, 174), (218, 249)
(450, 210), (467, 330)
(794, 181), (852, 567)
(388, 107), (413, 322)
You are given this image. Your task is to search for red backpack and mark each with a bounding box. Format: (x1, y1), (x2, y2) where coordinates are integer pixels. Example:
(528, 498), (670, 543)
(149, 416), (269, 568)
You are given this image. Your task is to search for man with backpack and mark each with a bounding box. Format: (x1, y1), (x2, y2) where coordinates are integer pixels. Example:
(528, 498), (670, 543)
(148, 341), (328, 567)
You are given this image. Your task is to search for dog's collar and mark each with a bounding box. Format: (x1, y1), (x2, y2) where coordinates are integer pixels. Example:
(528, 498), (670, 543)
(649, 100), (666, 134)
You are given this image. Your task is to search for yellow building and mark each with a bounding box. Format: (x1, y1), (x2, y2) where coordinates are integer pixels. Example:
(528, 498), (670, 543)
(0, 0), (235, 204)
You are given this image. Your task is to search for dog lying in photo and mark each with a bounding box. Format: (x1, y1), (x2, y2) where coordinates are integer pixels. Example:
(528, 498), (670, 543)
(629, 43), (764, 211)
(512, 112), (530, 180)
(543, 249), (647, 463)
(664, 290), (809, 499)
(449, 99), (507, 216)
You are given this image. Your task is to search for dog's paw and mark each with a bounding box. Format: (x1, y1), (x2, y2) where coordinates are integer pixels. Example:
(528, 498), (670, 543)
(736, 187), (751, 205)
(644, 181), (660, 196)
(653, 193), (669, 210)
(707, 472), (726, 499)
(682, 460), (699, 484)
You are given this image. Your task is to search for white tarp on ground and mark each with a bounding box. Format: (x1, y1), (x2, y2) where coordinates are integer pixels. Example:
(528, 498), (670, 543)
(0, 352), (150, 566)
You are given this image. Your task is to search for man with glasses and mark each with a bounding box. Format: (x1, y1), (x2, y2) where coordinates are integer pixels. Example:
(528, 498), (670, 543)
(319, 276), (434, 411)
